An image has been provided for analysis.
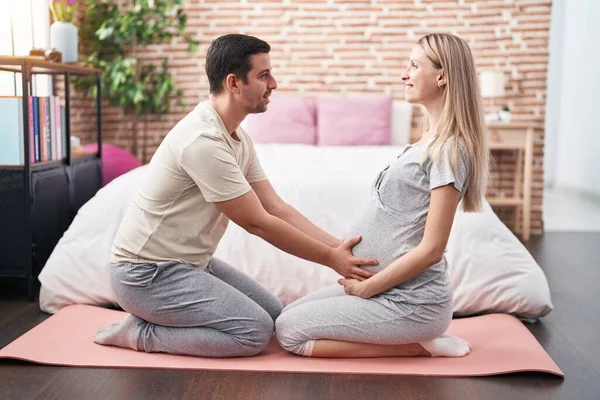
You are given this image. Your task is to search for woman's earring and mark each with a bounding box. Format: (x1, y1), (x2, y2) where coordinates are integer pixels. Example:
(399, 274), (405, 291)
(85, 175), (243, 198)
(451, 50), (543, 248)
(438, 81), (444, 88)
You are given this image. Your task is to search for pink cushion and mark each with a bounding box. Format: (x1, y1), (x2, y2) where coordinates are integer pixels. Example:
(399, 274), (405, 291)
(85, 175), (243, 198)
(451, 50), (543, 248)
(316, 96), (393, 146)
(243, 96), (317, 144)
(83, 144), (142, 186)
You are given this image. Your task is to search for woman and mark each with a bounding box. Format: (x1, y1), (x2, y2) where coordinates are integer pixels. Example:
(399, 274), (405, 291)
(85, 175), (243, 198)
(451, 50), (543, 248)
(275, 33), (489, 358)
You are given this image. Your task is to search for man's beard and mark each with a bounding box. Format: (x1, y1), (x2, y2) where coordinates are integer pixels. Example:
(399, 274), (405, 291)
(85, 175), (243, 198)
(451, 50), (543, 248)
(246, 102), (266, 114)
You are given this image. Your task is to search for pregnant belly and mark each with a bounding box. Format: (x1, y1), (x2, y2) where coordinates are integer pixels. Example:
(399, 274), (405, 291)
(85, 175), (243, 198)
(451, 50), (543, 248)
(345, 206), (452, 303)
(345, 215), (400, 273)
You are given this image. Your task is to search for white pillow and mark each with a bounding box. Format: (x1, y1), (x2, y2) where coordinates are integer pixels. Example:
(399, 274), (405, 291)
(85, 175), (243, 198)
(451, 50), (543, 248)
(447, 202), (553, 321)
(39, 163), (552, 321)
(38, 167), (148, 313)
(391, 100), (413, 146)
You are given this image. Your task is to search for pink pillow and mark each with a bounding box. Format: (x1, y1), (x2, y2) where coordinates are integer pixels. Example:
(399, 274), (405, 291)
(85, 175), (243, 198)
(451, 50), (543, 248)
(83, 144), (142, 186)
(243, 96), (317, 144)
(317, 96), (393, 146)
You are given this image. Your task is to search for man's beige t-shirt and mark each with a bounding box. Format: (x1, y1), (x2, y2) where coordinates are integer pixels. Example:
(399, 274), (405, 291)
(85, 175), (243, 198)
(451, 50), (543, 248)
(110, 101), (267, 268)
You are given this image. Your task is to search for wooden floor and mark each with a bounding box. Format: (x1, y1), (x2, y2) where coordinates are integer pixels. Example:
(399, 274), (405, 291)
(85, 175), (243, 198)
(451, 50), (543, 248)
(1, 232), (599, 400)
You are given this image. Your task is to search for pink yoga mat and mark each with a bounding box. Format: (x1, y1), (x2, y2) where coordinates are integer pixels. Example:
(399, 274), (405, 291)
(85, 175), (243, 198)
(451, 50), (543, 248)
(0, 305), (563, 377)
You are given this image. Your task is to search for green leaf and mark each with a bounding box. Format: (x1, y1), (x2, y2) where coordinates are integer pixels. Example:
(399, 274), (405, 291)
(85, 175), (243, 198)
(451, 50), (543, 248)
(75, 0), (200, 147)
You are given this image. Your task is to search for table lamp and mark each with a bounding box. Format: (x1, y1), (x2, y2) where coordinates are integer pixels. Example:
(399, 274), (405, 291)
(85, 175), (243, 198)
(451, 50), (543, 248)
(480, 70), (507, 122)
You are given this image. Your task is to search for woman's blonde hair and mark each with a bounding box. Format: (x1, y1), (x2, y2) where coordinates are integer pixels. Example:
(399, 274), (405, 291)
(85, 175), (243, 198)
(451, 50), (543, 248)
(417, 33), (489, 212)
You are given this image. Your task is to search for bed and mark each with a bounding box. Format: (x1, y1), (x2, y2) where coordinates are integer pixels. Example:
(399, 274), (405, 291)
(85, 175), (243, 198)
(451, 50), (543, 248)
(38, 142), (553, 321)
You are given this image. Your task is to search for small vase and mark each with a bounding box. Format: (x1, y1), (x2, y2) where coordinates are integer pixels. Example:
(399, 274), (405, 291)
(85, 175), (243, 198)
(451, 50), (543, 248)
(499, 110), (512, 123)
(50, 21), (78, 64)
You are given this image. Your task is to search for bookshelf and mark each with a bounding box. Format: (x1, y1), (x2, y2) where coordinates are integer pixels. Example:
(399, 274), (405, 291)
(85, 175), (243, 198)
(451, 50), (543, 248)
(0, 56), (103, 300)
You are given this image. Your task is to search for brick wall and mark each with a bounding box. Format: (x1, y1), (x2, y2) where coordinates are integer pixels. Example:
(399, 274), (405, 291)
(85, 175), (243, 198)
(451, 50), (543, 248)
(70, 0), (552, 235)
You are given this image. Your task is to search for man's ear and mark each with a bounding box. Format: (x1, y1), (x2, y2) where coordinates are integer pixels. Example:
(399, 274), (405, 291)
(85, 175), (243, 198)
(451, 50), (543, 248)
(225, 73), (240, 94)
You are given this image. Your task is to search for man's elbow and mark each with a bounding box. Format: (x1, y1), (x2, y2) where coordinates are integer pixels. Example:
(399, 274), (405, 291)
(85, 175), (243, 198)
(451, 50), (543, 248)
(243, 214), (271, 238)
(265, 200), (289, 218)
(246, 224), (266, 238)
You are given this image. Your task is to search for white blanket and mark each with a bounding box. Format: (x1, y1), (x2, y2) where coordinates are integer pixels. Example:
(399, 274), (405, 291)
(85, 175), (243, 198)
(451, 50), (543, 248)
(39, 144), (553, 320)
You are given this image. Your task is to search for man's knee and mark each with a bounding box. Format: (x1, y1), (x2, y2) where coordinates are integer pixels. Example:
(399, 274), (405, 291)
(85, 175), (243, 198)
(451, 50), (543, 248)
(240, 310), (274, 356)
(266, 297), (283, 323)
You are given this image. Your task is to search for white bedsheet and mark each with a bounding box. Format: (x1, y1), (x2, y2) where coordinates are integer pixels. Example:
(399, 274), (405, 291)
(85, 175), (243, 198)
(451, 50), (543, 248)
(214, 144), (408, 305)
(39, 144), (553, 320)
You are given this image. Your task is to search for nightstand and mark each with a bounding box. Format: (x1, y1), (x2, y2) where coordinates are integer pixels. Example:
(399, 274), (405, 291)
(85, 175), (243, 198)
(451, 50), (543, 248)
(486, 122), (538, 241)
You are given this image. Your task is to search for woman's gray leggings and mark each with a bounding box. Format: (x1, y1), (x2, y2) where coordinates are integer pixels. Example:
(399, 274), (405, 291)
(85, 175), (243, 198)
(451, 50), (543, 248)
(110, 258), (283, 357)
(275, 285), (452, 356)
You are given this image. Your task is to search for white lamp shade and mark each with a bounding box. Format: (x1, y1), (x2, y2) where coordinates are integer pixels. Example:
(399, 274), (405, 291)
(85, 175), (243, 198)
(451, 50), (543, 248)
(480, 70), (505, 98)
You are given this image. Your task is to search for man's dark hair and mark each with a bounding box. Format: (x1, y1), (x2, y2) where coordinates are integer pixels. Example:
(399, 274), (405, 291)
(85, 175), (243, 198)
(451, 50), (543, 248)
(205, 34), (271, 94)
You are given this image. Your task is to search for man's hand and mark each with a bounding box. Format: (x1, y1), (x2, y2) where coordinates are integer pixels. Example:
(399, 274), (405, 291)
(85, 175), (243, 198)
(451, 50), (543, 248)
(215, 191), (377, 277)
(338, 278), (374, 298)
(326, 236), (378, 281)
(331, 236), (344, 248)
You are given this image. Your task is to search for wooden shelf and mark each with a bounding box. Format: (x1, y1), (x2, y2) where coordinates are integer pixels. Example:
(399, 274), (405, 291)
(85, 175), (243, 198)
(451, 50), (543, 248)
(487, 122), (543, 130)
(0, 56), (101, 76)
(488, 197), (523, 207)
(0, 153), (98, 169)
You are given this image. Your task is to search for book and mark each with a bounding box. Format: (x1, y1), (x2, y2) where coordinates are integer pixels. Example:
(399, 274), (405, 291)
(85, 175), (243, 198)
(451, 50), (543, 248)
(43, 96), (52, 161)
(55, 96), (62, 160)
(50, 96), (57, 161)
(32, 97), (40, 162)
(28, 96), (35, 163)
(39, 97), (47, 162)
(0, 96), (25, 165)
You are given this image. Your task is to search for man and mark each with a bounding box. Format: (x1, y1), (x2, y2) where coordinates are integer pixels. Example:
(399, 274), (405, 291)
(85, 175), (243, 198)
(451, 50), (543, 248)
(94, 34), (377, 358)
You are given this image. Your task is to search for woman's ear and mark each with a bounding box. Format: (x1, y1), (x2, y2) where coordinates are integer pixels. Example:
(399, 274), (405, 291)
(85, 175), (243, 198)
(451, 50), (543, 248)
(225, 73), (240, 95)
(437, 69), (446, 88)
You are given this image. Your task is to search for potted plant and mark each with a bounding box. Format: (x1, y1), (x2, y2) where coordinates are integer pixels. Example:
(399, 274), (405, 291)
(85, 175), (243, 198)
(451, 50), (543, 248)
(499, 105), (511, 123)
(76, 0), (199, 162)
(49, 0), (79, 63)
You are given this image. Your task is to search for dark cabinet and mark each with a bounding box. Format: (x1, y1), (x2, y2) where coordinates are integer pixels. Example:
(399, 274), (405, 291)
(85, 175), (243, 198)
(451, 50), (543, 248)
(0, 57), (103, 299)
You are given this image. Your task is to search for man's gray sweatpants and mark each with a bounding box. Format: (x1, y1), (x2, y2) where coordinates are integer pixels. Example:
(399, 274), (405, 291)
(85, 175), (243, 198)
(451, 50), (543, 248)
(109, 258), (283, 357)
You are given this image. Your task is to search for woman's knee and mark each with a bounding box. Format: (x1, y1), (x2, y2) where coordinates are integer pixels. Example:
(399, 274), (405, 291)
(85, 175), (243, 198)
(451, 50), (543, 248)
(275, 312), (314, 357)
(414, 302), (453, 341)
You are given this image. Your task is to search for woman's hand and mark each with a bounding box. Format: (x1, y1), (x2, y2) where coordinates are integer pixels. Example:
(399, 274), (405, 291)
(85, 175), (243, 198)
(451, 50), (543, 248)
(337, 278), (374, 299)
